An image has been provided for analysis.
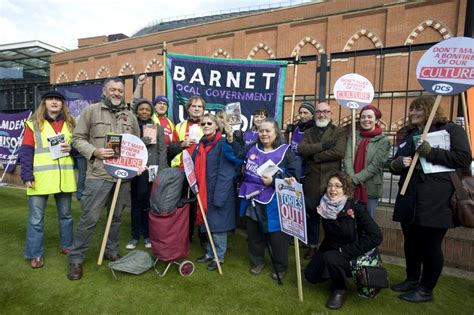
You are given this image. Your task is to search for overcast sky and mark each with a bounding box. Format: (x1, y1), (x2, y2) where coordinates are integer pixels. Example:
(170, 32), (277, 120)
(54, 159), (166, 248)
(0, 0), (311, 50)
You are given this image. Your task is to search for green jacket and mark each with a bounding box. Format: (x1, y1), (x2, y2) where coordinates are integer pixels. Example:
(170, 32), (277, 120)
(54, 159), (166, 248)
(343, 133), (390, 198)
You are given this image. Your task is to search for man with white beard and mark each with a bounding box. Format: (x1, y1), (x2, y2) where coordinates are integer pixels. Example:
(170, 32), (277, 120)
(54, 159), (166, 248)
(297, 102), (347, 259)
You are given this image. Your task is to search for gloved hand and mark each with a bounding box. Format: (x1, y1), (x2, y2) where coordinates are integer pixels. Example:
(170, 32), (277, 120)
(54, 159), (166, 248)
(416, 140), (432, 157)
(286, 124), (295, 133)
(391, 156), (407, 171)
(141, 136), (151, 145)
(322, 141), (334, 151)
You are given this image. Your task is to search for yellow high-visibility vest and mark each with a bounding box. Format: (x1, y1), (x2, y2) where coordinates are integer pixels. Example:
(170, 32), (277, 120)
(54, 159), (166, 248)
(170, 120), (203, 167)
(26, 120), (77, 195)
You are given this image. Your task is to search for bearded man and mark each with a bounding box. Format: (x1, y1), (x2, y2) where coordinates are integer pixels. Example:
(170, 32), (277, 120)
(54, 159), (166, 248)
(67, 77), (140, 280)
(297, 101), (347, 259)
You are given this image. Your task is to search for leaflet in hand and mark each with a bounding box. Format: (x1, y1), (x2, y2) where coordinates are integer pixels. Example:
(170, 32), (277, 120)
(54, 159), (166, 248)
(256, 159), (282, 177)
(143, 124), (157, 144)
(226, 102), (242, 125)
(105, 134), (122, 158)
(47, 133), (69, 160)
(413, 130), (454, 174)
(188, 124), (202, 142)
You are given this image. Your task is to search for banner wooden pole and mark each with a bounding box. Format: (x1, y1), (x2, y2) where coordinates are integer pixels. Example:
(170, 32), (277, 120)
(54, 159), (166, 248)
(461, 92), (471, 147)
(288, 55), (300, 140)
(162, 42), (167, 96)
(196, 194), (223, 275)
(294, 237), (304, 302)
(400, 95), (442, 195)
(98, 178), (122, 265)
(352, 109), (356, 163)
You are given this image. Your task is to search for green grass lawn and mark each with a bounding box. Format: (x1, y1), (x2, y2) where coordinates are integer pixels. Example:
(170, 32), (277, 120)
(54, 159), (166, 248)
(0, 185), (473, 314)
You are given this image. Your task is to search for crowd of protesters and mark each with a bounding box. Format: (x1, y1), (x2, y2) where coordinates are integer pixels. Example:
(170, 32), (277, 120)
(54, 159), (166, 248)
(19, 76), (471, 310)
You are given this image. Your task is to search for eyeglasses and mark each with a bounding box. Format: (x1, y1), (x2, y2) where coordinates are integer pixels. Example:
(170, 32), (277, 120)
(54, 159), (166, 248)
(327, 184), (343, 189)
(200, 122), (214, 126)
(316, 110), (331, 115)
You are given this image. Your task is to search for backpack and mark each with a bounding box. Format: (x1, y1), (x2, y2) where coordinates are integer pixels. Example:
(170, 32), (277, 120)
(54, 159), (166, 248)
(150, 167), (185, 214)
(449, 171), (474, 228)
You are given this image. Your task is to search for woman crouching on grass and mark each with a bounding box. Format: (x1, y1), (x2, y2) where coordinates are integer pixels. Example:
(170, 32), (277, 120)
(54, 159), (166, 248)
(20, 90), (76, 269)
(304, 171), (383, 310)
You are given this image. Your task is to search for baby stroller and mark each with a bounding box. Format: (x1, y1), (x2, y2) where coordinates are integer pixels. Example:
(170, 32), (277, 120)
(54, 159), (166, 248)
(148, 168), (195, 277)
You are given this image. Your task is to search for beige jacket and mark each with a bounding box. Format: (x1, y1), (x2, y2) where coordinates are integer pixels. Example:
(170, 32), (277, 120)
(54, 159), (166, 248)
(72, 102), (140, 181)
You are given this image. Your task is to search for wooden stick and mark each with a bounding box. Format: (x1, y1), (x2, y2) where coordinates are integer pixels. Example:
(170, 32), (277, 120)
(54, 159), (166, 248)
(288, 54), (299, 140)
(196, 194), (223, 275)
(461, 91), (471, 146)
(162, 41), (167, 96)
(352, 109), (356, 163)
(98, 178), (122, 265)
(400, 95), (442, 195)
(294, 237), (304, 302)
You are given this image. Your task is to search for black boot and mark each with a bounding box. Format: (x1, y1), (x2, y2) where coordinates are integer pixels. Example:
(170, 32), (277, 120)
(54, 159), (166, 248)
(391, 279), (419, 293)
(399, 287), (433, 303)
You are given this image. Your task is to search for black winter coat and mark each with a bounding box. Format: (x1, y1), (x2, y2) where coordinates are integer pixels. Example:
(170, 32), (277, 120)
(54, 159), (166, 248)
(319, 199), (383, 260)
(391, 121), (472, 228)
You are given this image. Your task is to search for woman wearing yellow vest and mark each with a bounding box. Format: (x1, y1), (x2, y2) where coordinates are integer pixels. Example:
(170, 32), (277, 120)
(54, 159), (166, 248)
(20, 90), (77, 269)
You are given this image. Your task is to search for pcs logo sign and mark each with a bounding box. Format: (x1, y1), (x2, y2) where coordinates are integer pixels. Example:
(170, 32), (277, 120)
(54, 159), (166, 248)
(432, 83), (453, 94)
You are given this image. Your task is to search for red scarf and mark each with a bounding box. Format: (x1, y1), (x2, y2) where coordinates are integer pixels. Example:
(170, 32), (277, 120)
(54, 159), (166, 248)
(194, 131), (222, 225)
(354, 125), (383, 205)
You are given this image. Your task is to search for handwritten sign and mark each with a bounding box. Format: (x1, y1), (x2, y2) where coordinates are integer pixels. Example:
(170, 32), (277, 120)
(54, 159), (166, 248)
(104, 134), (148, 180)
(416, 37), (474, 95)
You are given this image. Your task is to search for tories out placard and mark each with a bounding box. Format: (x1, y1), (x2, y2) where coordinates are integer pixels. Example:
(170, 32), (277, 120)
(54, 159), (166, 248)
(275, 179), (307, 244)
(166, 53), (287, 128)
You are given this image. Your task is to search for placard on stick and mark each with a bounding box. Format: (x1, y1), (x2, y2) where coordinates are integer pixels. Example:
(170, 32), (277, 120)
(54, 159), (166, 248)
(416, 36), (474, 96)
(333, 73), (374, 110)
(104, 134), (148, 180)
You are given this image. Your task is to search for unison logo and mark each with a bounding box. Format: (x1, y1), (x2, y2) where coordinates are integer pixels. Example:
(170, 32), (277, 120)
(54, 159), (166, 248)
(432, 83), (453, 94)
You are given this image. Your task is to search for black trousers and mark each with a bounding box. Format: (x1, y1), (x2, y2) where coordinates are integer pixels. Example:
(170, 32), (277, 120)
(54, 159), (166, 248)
(246, 218), (290, 273)
(401, 223), (447, 292)
(304, 250), (352, 290)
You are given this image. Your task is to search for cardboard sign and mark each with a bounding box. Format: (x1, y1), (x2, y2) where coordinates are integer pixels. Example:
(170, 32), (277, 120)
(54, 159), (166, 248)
(334, 73), (374, 109)
(182, 149), (198, 194)
(104, 134), (148, 180)
(275, 179), (307, 244)
(416, 37), (474, 96)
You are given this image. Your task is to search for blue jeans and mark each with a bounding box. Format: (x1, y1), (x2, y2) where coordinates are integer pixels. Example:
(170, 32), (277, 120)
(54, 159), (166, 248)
(25, 193), (73, 259)
(206, 232), (227, 262)
(367, 198), (379, 219)
(74, 155), (87, 200)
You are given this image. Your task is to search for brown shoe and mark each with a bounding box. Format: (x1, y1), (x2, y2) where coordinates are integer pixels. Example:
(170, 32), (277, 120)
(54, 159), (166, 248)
(67, 262), (83, 281)
(104, 254), (121, 262)
(250, 264), (265, 275)
(326, 290), (347, 309)
(60, 248), (71, 255)
(31, 257), (44, 269)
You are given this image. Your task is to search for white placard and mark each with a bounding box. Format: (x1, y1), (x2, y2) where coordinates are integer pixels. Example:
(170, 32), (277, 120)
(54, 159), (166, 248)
(333, 73), (374, 109)
(416, 37), (474, 95)
(275, 178), (307, 244)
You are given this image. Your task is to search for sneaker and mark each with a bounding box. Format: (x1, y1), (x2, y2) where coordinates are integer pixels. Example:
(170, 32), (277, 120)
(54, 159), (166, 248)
(196, 254), (213, 263)
(144, 238), (152, 249)
(126, 239), (139, 250)
(207, 260), (223, 271)
(31, 257), (44, 269)
(250, 264), (265, 275)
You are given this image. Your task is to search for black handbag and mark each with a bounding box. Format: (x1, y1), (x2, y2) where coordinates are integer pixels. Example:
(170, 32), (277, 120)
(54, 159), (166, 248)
(356, 265), (389, 289)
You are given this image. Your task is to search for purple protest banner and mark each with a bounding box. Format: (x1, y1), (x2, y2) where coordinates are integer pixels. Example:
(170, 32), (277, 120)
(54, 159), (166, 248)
(0, 111), (32, 172)
(56, 83), (103, 118)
